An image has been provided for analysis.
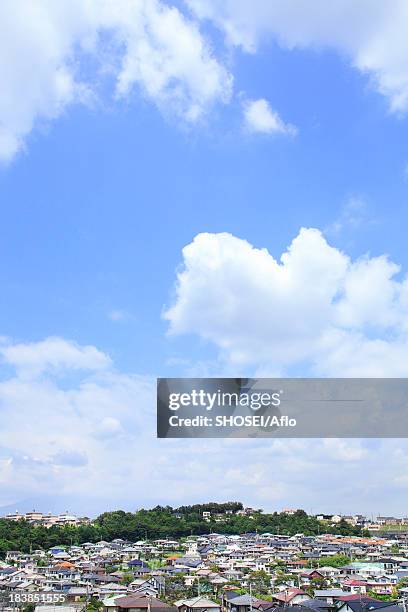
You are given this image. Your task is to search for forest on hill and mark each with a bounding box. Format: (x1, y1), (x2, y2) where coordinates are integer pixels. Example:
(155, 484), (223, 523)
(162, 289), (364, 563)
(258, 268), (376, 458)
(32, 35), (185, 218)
(0, 502), (368, 556)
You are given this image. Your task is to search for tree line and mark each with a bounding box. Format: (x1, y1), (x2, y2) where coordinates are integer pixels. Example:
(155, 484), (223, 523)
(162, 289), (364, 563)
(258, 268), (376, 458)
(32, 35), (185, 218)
(0, 503), (368, 557)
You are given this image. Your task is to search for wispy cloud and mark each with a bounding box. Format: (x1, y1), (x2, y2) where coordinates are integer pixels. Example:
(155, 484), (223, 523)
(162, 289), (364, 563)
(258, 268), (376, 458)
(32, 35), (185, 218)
(324, 196), (376, 236)
(108, 309), (128, 322)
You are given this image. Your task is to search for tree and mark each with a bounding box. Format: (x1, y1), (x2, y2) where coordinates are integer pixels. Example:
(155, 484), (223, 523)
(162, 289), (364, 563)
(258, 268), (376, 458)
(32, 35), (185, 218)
(248, 570), (271, 596)
(367, 591), (396, 602)
(273, 573), (295, 587)
(310, 554), (351, 568)
(121, 572), (135, 585)
(86, 596), (103, 611)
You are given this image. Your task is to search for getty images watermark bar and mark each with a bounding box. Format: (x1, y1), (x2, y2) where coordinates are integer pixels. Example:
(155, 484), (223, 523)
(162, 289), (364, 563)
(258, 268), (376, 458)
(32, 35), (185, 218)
(157, 378), (408, 438)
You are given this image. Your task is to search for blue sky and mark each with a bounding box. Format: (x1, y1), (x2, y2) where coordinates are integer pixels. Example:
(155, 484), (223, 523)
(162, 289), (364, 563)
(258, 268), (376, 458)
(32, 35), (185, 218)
(1, 0), (408, 517)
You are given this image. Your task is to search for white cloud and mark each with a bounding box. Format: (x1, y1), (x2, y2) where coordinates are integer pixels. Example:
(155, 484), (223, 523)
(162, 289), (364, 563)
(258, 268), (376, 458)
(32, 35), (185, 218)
(3, 0), (408, 162)
(243, 98), (297, 136)
(0, 0), (232, 162)
(164, 228), (408, 376)
(0, 0), (93, 162)
(0, 337), (154, 507)
(0, 336), (408, 514)
(187, 0), (408, 113)
(109, 0), (232, 122)
(96, 416), (124, 438)
(0, 336), (111, 378)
